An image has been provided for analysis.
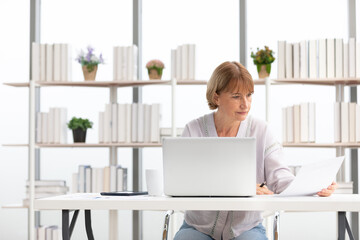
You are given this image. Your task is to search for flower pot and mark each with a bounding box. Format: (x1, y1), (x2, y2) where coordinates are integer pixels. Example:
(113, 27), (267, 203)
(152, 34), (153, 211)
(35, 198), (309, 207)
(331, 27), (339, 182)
(82, 65), (98, 81)
(148, 68), (162, 80)
(72, 128), (87, 143)
(257, 64), (271, 79)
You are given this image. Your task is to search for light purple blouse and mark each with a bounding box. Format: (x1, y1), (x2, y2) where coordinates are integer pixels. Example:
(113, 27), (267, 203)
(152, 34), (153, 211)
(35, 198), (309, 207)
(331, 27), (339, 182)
(182, 113), (295, 240)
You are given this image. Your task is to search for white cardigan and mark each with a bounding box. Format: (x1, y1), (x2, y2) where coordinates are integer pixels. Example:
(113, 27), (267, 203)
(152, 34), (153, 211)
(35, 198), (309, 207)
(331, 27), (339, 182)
(182, 112), (295, 240)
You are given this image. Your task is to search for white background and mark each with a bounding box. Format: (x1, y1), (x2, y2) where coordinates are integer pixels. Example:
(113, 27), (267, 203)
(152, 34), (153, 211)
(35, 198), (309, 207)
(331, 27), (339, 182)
(0, 0), (359, 239)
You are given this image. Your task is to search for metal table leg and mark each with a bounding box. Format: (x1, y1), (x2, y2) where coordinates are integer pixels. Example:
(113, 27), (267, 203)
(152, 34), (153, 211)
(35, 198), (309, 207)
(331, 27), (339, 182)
(338, 212), (355, 240)
(85, 210), (95, 240)
(62, 210), (79, 240)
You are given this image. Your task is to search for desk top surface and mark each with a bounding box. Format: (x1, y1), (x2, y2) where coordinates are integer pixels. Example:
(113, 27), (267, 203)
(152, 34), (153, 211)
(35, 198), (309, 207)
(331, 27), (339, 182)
(34, 193), (360, 212)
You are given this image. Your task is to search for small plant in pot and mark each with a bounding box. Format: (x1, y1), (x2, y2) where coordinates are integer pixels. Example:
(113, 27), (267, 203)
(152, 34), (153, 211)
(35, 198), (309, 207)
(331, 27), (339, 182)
(67, 117), (93, 143)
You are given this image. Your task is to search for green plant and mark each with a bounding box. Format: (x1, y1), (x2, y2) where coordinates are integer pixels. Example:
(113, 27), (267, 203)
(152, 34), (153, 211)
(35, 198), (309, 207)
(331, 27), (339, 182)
(250, 46), (275, 73)
(67, 117), (93, 131)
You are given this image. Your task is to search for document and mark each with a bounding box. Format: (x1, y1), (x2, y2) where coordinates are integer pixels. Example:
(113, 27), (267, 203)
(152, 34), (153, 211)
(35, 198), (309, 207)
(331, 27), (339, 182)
(279, 156), (345, 196)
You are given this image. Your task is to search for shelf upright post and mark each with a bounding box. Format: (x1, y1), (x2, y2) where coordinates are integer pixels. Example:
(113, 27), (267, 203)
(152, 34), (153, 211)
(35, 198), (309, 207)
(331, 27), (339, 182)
(171, 77), (177, 137)
(109, 87), (118, 240)
(335, 84), (345, 181)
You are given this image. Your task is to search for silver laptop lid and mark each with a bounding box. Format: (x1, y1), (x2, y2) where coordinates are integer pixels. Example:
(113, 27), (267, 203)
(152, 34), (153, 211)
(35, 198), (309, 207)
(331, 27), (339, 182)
(163, 137), (256, 197)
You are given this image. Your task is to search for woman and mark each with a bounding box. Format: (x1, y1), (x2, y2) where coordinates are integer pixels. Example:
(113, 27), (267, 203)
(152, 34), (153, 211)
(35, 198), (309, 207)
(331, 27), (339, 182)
(174, 61), (337, 240)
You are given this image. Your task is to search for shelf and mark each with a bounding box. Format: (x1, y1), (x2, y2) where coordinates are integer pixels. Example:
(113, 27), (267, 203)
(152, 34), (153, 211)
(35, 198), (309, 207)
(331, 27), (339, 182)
(283, 142), (360, 148)
(275, 78), (360, 86)
(2, 203), (27, 209)
(3, 143), (162, 148)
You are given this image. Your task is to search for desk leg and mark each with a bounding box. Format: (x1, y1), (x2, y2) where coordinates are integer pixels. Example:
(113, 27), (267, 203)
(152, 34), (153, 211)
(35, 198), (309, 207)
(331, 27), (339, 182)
(62, 210), (79, 240)
(338, 212), (355, 240)
(85, 210), (95, 240)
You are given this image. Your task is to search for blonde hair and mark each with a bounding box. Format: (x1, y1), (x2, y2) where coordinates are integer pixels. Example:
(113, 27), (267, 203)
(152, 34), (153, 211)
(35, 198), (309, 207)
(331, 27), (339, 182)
(206, 61), (254, 110)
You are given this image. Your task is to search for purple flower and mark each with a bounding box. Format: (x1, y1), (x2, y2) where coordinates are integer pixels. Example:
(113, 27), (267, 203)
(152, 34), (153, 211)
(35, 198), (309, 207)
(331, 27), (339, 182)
(99, 53), (104, 64)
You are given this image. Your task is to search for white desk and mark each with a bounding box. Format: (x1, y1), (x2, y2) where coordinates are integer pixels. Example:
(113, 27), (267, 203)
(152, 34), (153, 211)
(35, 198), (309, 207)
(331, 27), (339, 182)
(35, 193), (360, 240)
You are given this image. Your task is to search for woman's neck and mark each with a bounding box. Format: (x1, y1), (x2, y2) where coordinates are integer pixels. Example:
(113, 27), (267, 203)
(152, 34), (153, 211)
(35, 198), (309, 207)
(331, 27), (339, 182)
(213, 111), (241, 137)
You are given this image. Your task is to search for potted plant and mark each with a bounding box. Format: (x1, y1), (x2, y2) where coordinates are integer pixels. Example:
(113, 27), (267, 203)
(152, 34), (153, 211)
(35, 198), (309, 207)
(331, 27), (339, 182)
(67, 117), (93, 143)
(76, 46), (104, 81)
(146, 59), (165, 80)
(250, 46), (275, 79)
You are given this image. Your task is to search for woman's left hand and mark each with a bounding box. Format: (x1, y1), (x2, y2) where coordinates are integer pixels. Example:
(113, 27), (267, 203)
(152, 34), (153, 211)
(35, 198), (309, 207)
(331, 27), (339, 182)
(317, 181), (337, 197)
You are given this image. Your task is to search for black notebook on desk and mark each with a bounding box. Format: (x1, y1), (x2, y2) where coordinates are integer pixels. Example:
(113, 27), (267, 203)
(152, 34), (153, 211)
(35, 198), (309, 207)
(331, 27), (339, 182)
(100, 191), (148, 196)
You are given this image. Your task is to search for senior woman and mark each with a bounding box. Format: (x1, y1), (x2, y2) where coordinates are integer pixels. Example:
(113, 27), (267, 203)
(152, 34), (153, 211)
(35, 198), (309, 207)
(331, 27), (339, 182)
(174, 61), (337, 240)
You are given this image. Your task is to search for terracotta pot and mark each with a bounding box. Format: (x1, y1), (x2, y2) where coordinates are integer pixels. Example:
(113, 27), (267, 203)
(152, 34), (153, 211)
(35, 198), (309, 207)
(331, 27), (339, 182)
(257, 64), (271, 79)
(82, 65), (98, 81)
(148, 68), (162, 80)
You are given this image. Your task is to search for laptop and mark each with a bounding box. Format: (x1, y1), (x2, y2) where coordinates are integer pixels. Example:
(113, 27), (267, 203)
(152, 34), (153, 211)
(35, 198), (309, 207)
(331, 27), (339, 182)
(162, 137), (256, 197)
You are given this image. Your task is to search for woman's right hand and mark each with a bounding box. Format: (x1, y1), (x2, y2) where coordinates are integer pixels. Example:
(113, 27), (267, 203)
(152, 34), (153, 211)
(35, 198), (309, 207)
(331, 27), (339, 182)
(256, 184), (274, 195)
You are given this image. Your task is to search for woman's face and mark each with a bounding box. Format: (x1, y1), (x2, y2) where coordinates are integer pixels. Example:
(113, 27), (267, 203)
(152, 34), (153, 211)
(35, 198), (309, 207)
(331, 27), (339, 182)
(215, 89), (253, 122)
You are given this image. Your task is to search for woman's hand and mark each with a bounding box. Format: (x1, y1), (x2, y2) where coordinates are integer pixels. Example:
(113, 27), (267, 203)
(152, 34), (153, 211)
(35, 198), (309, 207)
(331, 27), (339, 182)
(317, 182), (337, 197)
(256, 184), (274, 195)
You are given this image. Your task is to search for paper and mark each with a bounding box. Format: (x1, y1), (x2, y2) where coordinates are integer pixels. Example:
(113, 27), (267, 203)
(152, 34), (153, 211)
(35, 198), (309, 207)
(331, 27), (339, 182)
(278, 156), (345, 196)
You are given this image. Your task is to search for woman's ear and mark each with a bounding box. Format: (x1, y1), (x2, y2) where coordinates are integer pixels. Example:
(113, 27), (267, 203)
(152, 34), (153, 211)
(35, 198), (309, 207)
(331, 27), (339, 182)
(213, 93), (219, 106)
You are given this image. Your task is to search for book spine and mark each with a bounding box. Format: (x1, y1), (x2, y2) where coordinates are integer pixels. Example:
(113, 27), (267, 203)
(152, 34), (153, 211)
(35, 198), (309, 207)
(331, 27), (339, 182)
(308, 40), (318, 78)
(349, 38), (356, 77)
(32, 42), (40, 81)
(334, 102), (341, 142)
(131, 103), (138, 142)
(300, 40), (308, 79)
(112, 103), (118, 143)
(293, 104), (300, 143)
(277, 41), (286, 79)
(113, 46), (118, 81)
(117, 104), (126, 143)
(326, 38), (335, 78)
(318, 39), (327, 78)
(300, 103), (309, 142)
(286, 106), (294, 143)
(335, 38), (343, 78)
(171, 49), (176, 80)
(285, 43), (293, 79)
(343, 43), (349, 78)
(188, 44), (196, 80)
(293, 42), (300, 79)
(137, 103), (144, 143)
(341, 102), (349, 142)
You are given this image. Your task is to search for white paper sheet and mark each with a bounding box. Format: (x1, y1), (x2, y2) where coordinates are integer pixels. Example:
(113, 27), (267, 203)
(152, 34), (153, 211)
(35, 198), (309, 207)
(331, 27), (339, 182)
(278, 156), (345, 196)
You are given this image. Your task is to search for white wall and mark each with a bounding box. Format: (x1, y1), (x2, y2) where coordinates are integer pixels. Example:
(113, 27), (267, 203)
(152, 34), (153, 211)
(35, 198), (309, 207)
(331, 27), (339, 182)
(0, 0), (358, 239)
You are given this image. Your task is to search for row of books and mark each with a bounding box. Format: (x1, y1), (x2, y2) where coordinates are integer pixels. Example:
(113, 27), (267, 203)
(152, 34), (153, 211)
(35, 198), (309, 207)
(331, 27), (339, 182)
(23, 180), (68, 207)
(171, 44), (196, 81)
(282, 102), (316, 143)
(32, 43), (72, 82)
(112, 45), (138, 81)
(278, 38), (360, 79)
(36, 108), (68, 144)
(35, 225), (60, 240)
(334, 102), (360, 143)
(99, 103), (161, 143)
(73, 165), (127, 193)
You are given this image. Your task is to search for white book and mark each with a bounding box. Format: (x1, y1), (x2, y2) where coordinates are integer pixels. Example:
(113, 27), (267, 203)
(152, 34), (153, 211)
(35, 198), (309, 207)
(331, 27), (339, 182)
(150, 104), (160, 142)
(293, 43), (300, 79)
(127, 45), (138, 81)
(356, 42), (360, 78)
(72, 173), (78, 193)
(125, 104), (132, 143)
(54, 108), (60, 144)
(117, 168), (127, 191)
(326, 38), (335, 78)
(131, 103), (138, 142)
(349, 38), (356, 77)
(308, 102), (316, 142)
(116, 46), (123, 81)
(277, 41), (286, 79)
(46, 226), (56, 240)
(52, 227), (60, 240)
(98, 112), (104, 143)
(47, 108), (55, 144)
(160, 127), (185, 137)
(31, 42), (40, 81)
(110, 165), (118, 192)
(188, 44), (196, 80)
(40, 44), (46, 82)
(309, 40), (318, 78)
(181, 44), (189, 80)
(176, 46), (182, 80)
(293, 104), (300, 143)
(26, 185), (68, 193)
(349, 102), (356, 142)
(137, 103), (144, 142)
(282, 108), (287, 143)
(300, 103), (309, 142)
(53, 43), (61, 81)
(36, 112), (42, 143)
(335, 38), (344, 78)
(285, 43), (293, 79)
(104, 104), (112, 143)
(144, 104), (151, 143)
(171, 49), (176, 80)
(59, 108), (67, 144)
(334, 102), (341, 142)
(121, 46), (128, 81)
(45, 44), (53, 82)
(61, 43), (72, 81)
(41, 112), (48, 144)
(26, 180), (66, 187)
(356, 105), (360, 142)
(95, 168), (104, 192)
(85, 167), (92, 193)
(78, 165), (91, 193)
(117, 104), (126, 143)
(318, 39), (327, 78)
(113, 46), (118, 81)
(37, 226), (47, 240)
(344, 43), (349, 78)
(103, 166), (110, 192)
(286, 106), (294, 142)
(300, 40), (308, 79)
(91, 167), (97, 192)
(112, 103), (118, 143)
(341, 102), (349, 143)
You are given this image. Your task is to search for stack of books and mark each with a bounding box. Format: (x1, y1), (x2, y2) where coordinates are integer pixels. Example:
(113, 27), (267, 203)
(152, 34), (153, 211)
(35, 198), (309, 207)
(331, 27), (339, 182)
(31, 42), (72, 82)
(278, 38), (360, 79)
(36, 107), (68, 144)
(35, 225), (60, 240)
(99, 103), (161, 143)
(171, 44), (196, 80)
(334, 102), (360, 143)
(73, 165), (128, 193)
(112, 45), (138, 81)
(23, 180), (68, 207)
(282, 102), (316, 143)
